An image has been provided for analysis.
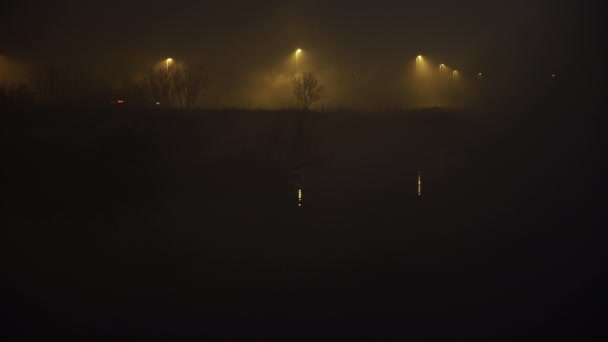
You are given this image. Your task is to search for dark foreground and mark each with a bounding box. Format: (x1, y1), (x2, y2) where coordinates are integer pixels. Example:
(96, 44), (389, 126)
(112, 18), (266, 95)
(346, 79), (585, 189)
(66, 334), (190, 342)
(1, 105), (604, 339)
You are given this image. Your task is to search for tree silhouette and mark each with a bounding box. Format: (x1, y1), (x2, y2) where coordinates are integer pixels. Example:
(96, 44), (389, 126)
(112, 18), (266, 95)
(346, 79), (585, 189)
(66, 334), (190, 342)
(141, 66), (173, 107)
(172, 65), (208, 109)
(31, 65), (72, 105)
(292, 72), (323, 111)
(30, 65), (109, 106)
(141, 64), (208, 109)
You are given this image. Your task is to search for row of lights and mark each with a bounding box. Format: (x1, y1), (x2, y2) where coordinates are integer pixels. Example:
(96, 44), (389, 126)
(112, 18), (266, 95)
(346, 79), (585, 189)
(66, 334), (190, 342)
(418, 55), (471, 78)
(163, 53), (556, 80)
(419, 55), (556, 78)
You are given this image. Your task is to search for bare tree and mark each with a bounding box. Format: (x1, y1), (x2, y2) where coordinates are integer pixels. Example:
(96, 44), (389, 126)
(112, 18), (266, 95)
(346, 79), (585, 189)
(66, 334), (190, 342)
(140, 64), (208, 109)
(171, 65), (208, 109)
(30, 65), (112, 106)
(31, 65), (73, 105)
(292, 72), (324, 111)
(141, 66), (173, 107)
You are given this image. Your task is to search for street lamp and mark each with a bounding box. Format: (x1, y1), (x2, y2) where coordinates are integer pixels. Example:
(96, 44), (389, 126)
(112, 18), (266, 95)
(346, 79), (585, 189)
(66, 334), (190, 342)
(415, 55), (423, 73)
(166, 58), (173, 73)
(295, 49), (302, 72)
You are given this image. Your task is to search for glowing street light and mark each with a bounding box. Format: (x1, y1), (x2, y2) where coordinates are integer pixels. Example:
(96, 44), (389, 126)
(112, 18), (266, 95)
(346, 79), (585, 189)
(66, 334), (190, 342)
(166, 58), (173, 73)
(439, 63), (446, 71)
(295, 49), (302, 72)
(416, 55), (424, 73)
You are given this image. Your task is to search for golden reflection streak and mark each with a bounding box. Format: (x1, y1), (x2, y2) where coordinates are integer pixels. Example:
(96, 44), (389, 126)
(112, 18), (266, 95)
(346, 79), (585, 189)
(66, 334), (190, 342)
(298, 188), (302, 207)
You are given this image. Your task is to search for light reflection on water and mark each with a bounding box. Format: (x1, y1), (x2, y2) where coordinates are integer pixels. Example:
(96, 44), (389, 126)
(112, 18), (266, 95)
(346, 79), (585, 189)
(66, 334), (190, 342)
(289, 169), (426, 209)
(287, 163), (437, 209)
(298, 188), (302, 207)
(417, 171), (422, 196)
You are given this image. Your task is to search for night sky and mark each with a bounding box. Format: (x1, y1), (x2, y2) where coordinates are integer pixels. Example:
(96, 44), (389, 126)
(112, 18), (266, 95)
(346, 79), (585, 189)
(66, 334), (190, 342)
(1, 0), (604, 106)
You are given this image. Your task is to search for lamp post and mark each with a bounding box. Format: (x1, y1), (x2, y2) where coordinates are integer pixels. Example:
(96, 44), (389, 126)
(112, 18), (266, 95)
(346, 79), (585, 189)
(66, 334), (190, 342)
(295, 49), (302, 73)
(166, 58), (173, 73)
(416, 55), (423, 73)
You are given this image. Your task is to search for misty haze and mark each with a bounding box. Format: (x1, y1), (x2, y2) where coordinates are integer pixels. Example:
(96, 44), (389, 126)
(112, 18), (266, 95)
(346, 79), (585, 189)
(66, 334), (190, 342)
(0, 0), (604, 339)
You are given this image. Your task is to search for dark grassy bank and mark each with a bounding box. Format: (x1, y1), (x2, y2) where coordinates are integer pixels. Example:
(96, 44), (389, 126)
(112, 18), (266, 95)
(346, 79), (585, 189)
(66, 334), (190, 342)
(1, 105), (603, 339)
